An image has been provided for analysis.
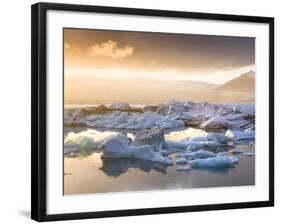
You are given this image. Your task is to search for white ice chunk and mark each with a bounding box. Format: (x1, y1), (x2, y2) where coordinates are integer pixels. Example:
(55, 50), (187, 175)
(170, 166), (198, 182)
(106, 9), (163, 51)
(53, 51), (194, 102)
(175, 157), (188, 164)
(204, 133), (231, 144)
(64, 129), (124, 153)
(225, 129), (255, 141)
(100, 135), (174, 165)
(85, 112), (184, 130)
(178, 149), (216, 160)
(165, 128), (207, 142)
(200, 116), (229, 130)
(131, 127), (167, 151)
(242, 152), (255, 156)
(176, 166), (191, 171)
(230, 148), (244, 154)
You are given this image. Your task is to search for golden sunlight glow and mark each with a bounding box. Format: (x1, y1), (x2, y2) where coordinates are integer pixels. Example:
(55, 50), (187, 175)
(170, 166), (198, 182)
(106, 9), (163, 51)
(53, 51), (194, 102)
(65, 64), (255, 85)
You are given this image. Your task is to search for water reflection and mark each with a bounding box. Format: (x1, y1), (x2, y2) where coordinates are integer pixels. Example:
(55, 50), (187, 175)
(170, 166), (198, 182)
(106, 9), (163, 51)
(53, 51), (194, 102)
(99, 157), (169, 177)
(191, 166), (235, 174)
(64, 127), (255, 195)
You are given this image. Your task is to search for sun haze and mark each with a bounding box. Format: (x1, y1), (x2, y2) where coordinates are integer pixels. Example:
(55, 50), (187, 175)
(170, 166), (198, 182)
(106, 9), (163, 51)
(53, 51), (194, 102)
(64, 28), (255, 104)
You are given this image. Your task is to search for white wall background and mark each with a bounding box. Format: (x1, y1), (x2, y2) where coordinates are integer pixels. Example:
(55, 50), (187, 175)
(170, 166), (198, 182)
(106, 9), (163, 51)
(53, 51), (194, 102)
(0, 0), (279, 223)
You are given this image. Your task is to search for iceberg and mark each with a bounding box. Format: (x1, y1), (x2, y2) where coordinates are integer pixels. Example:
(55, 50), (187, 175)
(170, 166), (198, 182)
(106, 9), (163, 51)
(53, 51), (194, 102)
(178, 149), (216, 160)
(175, 157), (188, 164)
(229, 148), (244, 154)
(167, 140), (204, 150)
(176, 166), (191, 171)
(100, 135), (174, 165)
(131, 127), (168, 151)
(200, 112), (253, 131)
(183, 100), (196, 110)
(203, 133), (231, 145)
(242, 152), (255, 156)
(108, 102), (131, 110)
(225, 129), (255, 141)
(159, 148), (184, 156)
(165, 128), (207, 142)
(189, 156), (239, 168)
(64, 129), (122, 153)
(167, 139), (222, 150)
(157, 104), (183, 115)
(143, 105), (159, 112)
(200, 116), (229, 130)
(85, 112), (184, 130)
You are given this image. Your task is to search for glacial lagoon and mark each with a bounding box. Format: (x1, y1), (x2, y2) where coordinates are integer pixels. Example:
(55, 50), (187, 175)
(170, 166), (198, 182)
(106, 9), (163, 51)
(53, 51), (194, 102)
(64, 136), (254, 194)
(64, 101), (255, 195)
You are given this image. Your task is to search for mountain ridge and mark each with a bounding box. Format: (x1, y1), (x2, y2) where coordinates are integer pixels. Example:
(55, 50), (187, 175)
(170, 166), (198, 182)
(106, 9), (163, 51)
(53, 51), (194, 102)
(216, 71), (255, 93)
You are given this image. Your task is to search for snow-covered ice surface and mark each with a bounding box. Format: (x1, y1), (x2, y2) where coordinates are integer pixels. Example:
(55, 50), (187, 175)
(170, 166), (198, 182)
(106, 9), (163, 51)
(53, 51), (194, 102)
(64, 101), (255, 194)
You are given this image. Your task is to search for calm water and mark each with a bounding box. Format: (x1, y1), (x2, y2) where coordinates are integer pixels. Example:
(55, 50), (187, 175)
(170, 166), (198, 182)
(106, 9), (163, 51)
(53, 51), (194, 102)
(64, 128), (255, 195)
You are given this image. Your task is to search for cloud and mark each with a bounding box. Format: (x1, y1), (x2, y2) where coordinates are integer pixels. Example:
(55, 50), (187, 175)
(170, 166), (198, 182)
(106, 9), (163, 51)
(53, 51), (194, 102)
(88, 40), (134, 59)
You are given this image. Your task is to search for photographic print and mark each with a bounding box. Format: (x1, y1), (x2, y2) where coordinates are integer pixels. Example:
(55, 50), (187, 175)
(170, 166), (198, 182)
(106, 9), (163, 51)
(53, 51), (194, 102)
(31, 3), (274, 221)
(63, 28), (256, 195)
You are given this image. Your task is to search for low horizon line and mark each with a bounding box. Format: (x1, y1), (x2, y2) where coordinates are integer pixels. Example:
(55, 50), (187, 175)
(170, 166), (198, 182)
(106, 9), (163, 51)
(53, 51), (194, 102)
(64, 69), (255, 86)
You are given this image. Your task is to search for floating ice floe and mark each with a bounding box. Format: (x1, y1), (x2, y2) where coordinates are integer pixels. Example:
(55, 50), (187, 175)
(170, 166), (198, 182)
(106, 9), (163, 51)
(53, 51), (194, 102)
(229, 148), (244, 154)
(168, 139), (222, 150)
(157, 103), (184, 115)
(178, 149), (216, 160)
(189, 156), (239, 168)
(225, 129), (255, 141)
(108, 102), (131, 110)
(64, 129), (122, 153)
(85, 112), (184, 130)
(242, 152), (255, 157)
(65, 102), (255, 135)
(175, 157), (188, 164)
(165, 128), (207, 141)
(200, 116), (229, 130)
(176, 166), (191, 171)
(200, 113), (252, 131)
(203, 133), (231, 145)
(132, 127), (167, 151)
(165, 129), (230, 147)
(166, 140), (191, 149)
(100, 135), (174, 165)
(160, 148), (184, 156)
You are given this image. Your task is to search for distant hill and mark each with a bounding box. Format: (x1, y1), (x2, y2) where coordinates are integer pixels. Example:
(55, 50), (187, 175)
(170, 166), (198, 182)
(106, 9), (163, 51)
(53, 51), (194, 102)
(64, 76), (219, 104)
(64, 74), (255, 104)
(216, 71), (255, 93)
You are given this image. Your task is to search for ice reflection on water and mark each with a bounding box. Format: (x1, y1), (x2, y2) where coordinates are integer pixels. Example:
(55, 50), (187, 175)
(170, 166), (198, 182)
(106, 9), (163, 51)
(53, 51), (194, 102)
(64, 127), (255, 195)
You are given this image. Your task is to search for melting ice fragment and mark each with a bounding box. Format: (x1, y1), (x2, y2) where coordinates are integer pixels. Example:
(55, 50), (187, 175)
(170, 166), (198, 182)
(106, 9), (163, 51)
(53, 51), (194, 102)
(131, 127), (167, 151)
(64, 129), (122, 154)
(230, 148), (244, 154)
(85, 112), (184, 130)
(100, 135), (174, 165)
(225, 129), (255, 141)
(176, 166), (191, 172)
(242, 152), (255, 156)
(175, 157), (188, 165)
(178, 149), (216, 160)
(189, 156), (239, 168)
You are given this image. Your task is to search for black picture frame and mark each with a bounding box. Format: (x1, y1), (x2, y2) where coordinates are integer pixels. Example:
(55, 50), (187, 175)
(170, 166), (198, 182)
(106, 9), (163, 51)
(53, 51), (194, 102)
(31, 2), (274, 222)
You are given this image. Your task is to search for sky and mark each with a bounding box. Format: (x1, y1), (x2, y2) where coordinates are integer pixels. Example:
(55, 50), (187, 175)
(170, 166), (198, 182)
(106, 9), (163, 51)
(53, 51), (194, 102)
(64, 28), (255, 85)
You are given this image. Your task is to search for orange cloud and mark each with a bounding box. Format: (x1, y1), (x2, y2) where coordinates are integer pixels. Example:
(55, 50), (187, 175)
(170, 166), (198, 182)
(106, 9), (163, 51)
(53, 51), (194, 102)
(88, 40), (134, 59)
